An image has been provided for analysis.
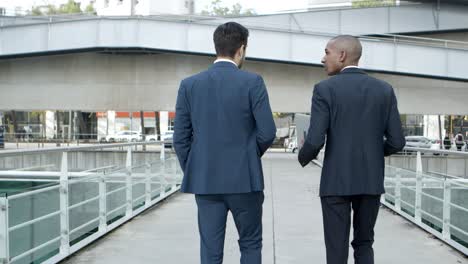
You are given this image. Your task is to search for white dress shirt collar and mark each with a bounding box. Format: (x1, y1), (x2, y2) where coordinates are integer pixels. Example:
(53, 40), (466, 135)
(341, 65), (359, 72)
(214, 58), (238, 67)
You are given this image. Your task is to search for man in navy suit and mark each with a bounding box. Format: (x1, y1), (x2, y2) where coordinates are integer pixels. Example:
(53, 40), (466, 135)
(298, 35), (405, 264)
(174, 22), (276, 264)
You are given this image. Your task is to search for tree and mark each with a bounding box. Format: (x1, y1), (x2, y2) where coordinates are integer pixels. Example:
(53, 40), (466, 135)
(29, 0), (88, 16)
(58, 0), (81, 14)
(201, 0), (256, 16)
(84, 3), (96, 14)
(352, 0), (396, 8)
(30, 6), (43, 16)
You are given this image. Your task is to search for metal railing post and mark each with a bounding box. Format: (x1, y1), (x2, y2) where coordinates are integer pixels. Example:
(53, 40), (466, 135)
(98, 174), (107, 234)
(442, 179), (451, 240)
(0, 196), (9, 264)
(171, 158), (177, 191)
(59, 152), (70, 256)
(465, 157), (468, 179)
(125, 147), (133, 218)
(395, 168), (402, 212)
(159, 153), (167, 198)
(160, 141), (165, 161)
(175, 159), (182, 185)
(415, 151), (423, 224)
(145, 163), (151, 207)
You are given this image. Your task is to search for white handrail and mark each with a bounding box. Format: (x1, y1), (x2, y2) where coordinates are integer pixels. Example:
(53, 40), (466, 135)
(0, 141), (182, 264)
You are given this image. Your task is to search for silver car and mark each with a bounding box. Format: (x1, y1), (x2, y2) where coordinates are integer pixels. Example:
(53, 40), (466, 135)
(405, 136), (432, 149)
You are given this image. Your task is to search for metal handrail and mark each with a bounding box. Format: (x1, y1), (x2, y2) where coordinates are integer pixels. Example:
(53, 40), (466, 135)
(420, 191), (444, 203)
(400, 185), (416, 192)
(447, 180), (468, 188)
(403, 147), (468, 156)
(8, 184), (60, 199)
(400, 199), (416, 209)
(10, 237), (61, 263)
(70, 217), (100, 235)
(151, 187), (163, 194)
(383, 192), (395, 199)
(106, 204), (127, 217)
(105, 185), (128, 197)
(0, 141), (162, 157)
(450, 202), (468, 214)
(427, 171), (465, 180)
(69, 195), (100, 211)
(385, 165), (453, 181)
(132, 178), (148, 186)
(1, 15), (468, 51)
(450, 223), (468, 237)
(9, 210), (61, 232)
(420, 209), (443, 223)
(133, 193), (147, 203)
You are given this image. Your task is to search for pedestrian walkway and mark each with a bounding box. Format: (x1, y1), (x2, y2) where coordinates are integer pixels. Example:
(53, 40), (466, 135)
(63, 153), (468, 264)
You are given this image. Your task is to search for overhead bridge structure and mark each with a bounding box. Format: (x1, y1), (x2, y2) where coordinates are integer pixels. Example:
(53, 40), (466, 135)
(0, 5), (467, 114)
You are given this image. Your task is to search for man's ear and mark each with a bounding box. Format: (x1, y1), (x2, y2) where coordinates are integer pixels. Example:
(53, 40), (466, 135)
(339, 51), (347, 63)
(238, 45), (245, 58)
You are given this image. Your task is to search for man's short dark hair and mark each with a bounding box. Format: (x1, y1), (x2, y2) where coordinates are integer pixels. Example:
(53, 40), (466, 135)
(213, 22), (249, 58)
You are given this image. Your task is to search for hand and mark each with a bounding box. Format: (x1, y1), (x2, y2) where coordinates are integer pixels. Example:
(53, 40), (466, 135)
(298, 148), (309, 167)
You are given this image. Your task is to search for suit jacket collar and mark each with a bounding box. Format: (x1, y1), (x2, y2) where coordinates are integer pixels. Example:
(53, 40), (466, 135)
(210, 61), (239, 70)
(340, 67), (367, 75)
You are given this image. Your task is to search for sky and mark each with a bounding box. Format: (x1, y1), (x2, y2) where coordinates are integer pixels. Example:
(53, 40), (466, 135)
(0, 0), (311, 14)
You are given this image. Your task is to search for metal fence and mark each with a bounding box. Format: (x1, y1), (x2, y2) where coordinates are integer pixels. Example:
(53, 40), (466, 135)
(315, 147), (468, 256)
(382, 148), (468, 256)
(388, 147), (468, 179)
(0, 141), (182, 264)
(0, 131), (176, 152)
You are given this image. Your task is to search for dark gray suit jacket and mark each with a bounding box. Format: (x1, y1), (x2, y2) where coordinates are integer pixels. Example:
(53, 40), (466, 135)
(174, 61), (276, 194)
(298, 68), (405, 197)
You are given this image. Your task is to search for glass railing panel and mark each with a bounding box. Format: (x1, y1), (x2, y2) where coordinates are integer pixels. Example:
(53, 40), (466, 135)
(149, 159), (164, 200)
(8, 186), (61, 263)
(105, 167), (127, 225)
(131, 164), (147, 210)
(68, 176), (100, 246)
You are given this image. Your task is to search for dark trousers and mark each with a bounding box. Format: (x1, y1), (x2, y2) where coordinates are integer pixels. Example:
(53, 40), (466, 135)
(195, 192), (264, 264)
(321, 195), (381, 264)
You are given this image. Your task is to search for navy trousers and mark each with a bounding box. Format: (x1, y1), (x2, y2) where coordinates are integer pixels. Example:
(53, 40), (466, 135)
(195, 192), (264, 264)
(321, 195), (381, 264)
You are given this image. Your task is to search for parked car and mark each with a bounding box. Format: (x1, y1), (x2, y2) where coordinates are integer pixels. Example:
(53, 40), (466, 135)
(104, 130), (142, 143)
(284, 136), (298, 153)
(145, 134), (159, 142)
(430, 139), (441, 150)
(162, 131), (174, 148)
(405, 136), (432, 149)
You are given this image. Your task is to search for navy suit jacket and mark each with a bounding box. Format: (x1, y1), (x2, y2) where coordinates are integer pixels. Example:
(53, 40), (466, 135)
(298, 68), (405, 197)
(174, 61), (276, 194)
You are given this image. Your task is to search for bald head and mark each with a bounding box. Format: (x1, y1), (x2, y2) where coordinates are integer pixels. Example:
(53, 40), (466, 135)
(321, 35), (363, 75)
(329, 35), (362, 64)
